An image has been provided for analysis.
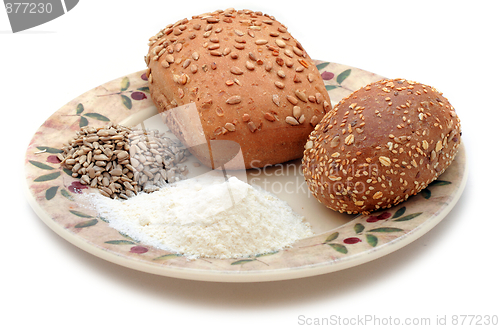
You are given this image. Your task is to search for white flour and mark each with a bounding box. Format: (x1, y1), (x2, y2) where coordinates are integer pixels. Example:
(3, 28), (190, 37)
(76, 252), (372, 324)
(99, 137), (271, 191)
(85, 174), (313, 259)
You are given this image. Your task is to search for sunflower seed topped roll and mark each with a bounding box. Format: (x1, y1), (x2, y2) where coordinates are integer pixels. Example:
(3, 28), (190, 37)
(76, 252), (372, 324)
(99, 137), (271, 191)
(146, 8), (331, 169)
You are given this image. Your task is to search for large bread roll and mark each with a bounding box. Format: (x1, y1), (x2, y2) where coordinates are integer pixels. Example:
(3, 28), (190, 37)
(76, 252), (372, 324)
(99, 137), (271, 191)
(302, 78), (461, 214)
(145, 8), (331, 169)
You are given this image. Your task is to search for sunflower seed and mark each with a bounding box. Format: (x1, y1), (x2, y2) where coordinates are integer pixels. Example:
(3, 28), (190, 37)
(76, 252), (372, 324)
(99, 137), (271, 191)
(226, 95), (242, 104)
(165, 54), (175, 63)
(272, 94), (280, 106)
(293, 46), (303, 56)
(275, 39), (286, 48)
(264, 112), (276, 122)
(298, 114), (305, 124)
(295, 90), (308, 102)
(285, 116), (300, 126)
(293, 106), (301, 119)
(248, 121), (257, 132)
(310, 115), (319, 127)
(248, 52), (257, 61)
(286, 95), (299, 105)
(230, 66), (243, 75)
(182, 59), (191, 68)
(225, 123), (236, 131)
(245, 61), (255, 70)
(331, 136), (340, 148)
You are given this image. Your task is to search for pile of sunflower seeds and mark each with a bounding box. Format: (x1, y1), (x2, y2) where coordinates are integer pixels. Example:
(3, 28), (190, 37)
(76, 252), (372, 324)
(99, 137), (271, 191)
(58, 123), (190, 199)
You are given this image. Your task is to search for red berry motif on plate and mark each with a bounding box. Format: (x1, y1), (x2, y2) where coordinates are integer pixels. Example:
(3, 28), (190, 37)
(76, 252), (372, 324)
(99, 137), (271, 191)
(316, 62), (353, 92)
(99, 77), (151, 110)
(321, 71), (335, 80)
(46, 155), (61, 164)
(130, 246), (149, 254)
(367, 211), (392, 223)
(68, 181), (88, 194)
(343, 237), (362, 244)
(131, 91), (147, 100)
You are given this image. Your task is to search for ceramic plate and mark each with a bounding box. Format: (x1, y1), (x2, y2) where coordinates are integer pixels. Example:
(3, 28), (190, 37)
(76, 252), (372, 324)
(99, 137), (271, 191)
(24, 60), (467, 282)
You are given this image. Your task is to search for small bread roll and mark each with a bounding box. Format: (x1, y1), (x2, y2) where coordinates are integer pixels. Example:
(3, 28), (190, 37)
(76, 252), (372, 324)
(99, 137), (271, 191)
(302, 79), (461, 214)
(146, 8), (331, 169)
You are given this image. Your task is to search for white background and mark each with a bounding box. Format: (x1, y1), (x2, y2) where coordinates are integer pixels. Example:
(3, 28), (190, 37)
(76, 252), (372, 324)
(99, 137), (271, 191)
(2, 1), (499, 328)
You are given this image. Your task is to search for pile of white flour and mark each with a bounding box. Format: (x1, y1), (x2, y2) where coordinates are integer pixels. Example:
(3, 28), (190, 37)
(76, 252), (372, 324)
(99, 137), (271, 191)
(85, 175), (313, 259)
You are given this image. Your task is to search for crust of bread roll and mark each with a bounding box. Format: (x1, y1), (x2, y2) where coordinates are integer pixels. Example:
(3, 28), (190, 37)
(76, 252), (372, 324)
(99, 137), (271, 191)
(146, 8), (331, 169)
(302, 78), (461, 214)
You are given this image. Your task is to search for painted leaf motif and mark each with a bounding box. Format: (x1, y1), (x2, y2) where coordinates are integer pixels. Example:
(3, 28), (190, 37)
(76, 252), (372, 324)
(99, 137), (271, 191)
(121, 95), (132, 109)
(60, 189), (74, 201)
(368, 227), (404, 233)
(329, 243), (348, 254)
(119, 232), (133, 239)
(325, 85), (339, 91)
(62, 168), (74, 177)
(231, 259), (255, 265)
(393, 212), (423, 222)
(366, 234), (378, 247)
(83, 113), (110, 122)
(45, 186), (58, 200)
(75, 219), (98, 228)
(34, 171), (61, 182)
(315, 62), (330, 71)
(324, 231), (339, 243)
(121, 77), (130, 91)
(69, 210), (93, 218)
(421, 188), (431, 199)
(153, 254), (182, 261)
(336, 69), (351, 85)
(119, 232), (140, 243)
(392, 207), (406, 219)
(98, 216), (109, 223)
(36, 146), (62, 154)
(105, 240), (135, 245)
(76, 103), (84, 115)
(137, 86), (150, 93)
(79, 116), (89, 128)
(354, 223), (365, 234)
(29, 160), (55, 170)
(256, 250), (279, 258)
(429, 180), (452, 186)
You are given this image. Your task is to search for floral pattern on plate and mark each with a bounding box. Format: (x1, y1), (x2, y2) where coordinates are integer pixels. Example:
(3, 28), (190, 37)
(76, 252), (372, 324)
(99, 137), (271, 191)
(24, 61), (467, 282)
